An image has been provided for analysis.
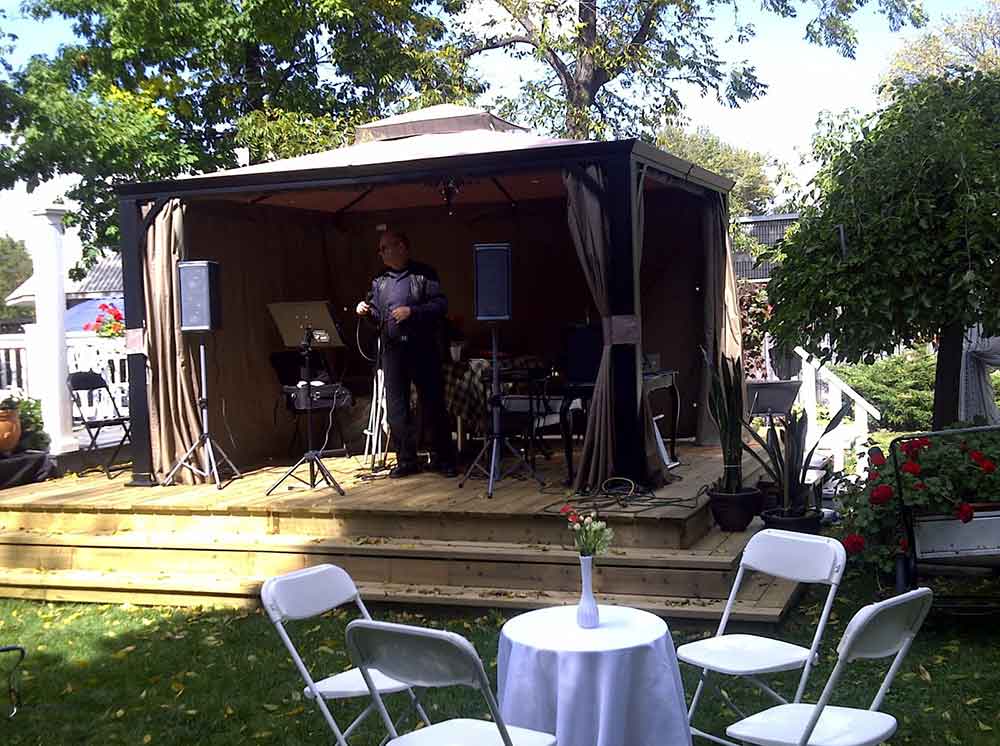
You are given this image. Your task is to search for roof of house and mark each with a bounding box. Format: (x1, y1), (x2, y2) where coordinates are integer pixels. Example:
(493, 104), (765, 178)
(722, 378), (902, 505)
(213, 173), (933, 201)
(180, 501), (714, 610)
(5, 253), (122, 306)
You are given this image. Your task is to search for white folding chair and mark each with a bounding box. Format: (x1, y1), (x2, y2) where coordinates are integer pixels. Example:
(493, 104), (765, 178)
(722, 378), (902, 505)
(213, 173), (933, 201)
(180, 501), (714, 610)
(678, 529), (847, 745)
(727, 587), (933, 746)
(261, 565), (430, 746)
(345, 619), (557, 746)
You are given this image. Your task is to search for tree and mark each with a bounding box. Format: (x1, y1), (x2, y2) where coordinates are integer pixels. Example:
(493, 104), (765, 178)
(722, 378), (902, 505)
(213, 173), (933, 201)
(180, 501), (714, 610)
(1, 0), (479, 272)
(885, 0), (1000, 85)
(765, 72), (1000, 429)
(0, 236), (34, 323)
(462, 0), (927, 139)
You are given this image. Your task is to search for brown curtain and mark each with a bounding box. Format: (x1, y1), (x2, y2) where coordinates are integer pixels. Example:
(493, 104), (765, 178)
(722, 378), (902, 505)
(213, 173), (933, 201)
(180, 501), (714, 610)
(564, 166), (615, 491)
(143, 200), (203, 483)
(697, 193), (743, 443)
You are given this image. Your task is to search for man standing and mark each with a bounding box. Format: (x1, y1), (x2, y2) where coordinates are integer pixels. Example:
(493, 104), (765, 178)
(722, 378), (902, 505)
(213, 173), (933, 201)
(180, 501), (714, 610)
(356, 230), (457, 478)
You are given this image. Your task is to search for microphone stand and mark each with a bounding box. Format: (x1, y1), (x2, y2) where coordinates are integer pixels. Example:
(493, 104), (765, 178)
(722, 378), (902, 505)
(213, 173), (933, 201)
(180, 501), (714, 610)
(363, 313), (390, 474)
(267, 325), (345, 496)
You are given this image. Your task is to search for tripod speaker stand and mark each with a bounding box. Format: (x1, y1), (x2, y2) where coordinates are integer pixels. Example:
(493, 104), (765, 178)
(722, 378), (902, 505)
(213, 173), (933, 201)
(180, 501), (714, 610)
(162, 337), (242, 489)
(458, 324), (544, 498)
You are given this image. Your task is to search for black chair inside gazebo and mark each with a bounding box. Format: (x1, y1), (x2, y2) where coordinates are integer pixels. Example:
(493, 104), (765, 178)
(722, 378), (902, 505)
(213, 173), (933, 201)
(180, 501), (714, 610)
(67, 370), (132, 478)
(555, 323), (603, 484)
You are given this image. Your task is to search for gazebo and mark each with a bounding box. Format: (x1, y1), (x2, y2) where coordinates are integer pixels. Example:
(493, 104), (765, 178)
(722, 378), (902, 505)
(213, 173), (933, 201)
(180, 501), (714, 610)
(116, 105), (742, 491)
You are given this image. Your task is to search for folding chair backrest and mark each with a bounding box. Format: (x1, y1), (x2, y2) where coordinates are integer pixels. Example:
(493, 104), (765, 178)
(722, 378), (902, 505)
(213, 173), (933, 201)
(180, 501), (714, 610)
(346, 619), (515, 746)
(261, 564), (361, 622)
(741, 529), (846, 584)
(796, 588), (933, 746)
(67, 371), (109, 393)
(837, 587), (933, 663)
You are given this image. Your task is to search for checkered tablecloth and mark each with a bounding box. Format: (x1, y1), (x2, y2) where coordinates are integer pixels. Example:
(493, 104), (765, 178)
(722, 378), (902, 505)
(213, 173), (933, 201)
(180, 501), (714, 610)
(443, 360), (487, 434)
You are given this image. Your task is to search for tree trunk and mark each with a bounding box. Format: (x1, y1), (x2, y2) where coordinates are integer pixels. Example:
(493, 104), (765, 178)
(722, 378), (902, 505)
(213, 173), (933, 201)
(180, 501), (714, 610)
(565, 88), (592, 140)
(932, 321), (965, 430)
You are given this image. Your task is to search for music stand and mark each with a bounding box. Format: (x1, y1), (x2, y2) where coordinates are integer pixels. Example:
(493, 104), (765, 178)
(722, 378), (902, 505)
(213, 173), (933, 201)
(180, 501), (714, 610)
(265, 302), (346, 496)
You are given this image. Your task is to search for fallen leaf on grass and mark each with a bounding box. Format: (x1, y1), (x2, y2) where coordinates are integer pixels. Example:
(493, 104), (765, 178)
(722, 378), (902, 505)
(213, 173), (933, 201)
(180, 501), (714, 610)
(918, 664), (932, 683)
(978, 721), (993, 732)
(262, 703), (278, 712)
(965, 697), (981, 706)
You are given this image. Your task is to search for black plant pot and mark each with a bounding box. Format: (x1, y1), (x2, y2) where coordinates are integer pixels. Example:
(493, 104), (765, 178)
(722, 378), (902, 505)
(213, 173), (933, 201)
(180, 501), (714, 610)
(756, 480), (781, 514)
(708, 487), (762, 532)
(761, 507), (822, 534)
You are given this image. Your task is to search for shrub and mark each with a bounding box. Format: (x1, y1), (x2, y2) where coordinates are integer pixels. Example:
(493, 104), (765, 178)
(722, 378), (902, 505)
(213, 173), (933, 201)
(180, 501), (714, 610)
(832, 349), (935, 431)
(16, 397), (50, 451)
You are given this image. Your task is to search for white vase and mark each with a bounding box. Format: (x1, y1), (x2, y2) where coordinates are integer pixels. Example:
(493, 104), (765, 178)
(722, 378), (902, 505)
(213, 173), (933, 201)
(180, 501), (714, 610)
(577, 554), (600, 628)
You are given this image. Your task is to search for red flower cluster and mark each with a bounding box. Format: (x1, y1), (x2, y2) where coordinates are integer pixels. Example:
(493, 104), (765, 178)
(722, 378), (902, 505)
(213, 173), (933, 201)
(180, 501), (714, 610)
(955, 502), (975, 524)
(83, 302), (125, 337)
(900, 437), (931, 459)
(560, 504), (580, 524)
(869, 484), (894, 506)
(901, 460), (922, 476)
(867, 470), (880, 482)
(969, 450), (997, 474)
(843, 534), (866, 555)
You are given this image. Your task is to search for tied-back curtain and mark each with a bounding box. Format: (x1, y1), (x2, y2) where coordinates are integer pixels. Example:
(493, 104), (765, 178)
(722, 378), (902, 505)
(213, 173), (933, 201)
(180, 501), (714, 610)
(698, 193), (744, 443)
(959, 325), (1000, 424)
(564, 166), (615, 491)
(143, 200), (203, 483)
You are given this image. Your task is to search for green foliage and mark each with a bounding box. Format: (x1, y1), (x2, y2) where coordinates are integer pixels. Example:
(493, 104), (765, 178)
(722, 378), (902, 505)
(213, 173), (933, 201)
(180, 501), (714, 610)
(465, 0), (925, 139)
(744, 403), (850, 514)
(737, 279), (769, 379)
(883, 1), (1000, 88)
(832, 349), (936, 431)
(16, 396), (50, 451)
(704, 352), (746, 493)
(841, 425), (1000, 573)
(0, 235), (33, 323)
(768, 72), (1000, 363)
(1, 0), (480, 272)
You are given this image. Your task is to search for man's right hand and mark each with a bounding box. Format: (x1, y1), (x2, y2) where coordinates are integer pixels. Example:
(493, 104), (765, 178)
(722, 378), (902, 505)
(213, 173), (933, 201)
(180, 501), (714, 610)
(356, 301), (371, 316)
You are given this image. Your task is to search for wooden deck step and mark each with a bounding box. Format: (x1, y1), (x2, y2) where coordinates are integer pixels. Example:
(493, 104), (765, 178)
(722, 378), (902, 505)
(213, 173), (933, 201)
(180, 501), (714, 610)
(0, 567), (798, 623)
(0, 523), (758, 601)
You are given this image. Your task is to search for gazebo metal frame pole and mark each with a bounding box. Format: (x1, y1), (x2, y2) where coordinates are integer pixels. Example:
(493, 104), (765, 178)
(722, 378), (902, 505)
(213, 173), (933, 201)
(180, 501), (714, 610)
(162, 337), (241, 490)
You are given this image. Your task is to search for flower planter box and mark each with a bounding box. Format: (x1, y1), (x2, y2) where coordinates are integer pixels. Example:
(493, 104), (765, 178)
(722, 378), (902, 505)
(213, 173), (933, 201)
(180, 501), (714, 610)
(913, 508), (1000, 567)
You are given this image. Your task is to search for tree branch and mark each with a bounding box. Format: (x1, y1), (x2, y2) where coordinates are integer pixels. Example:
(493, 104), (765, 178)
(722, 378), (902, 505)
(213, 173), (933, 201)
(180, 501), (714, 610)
(495, 0), (573, 92)
(461, 34), (534, 58)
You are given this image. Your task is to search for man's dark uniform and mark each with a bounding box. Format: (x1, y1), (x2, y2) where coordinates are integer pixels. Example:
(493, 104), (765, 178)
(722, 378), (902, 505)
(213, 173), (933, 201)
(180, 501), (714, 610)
(366, 261), (456, 471)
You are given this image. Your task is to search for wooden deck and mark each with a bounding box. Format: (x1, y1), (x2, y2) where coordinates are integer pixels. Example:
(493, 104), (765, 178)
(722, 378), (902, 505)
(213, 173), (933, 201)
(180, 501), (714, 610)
(0, 444), (799, 623)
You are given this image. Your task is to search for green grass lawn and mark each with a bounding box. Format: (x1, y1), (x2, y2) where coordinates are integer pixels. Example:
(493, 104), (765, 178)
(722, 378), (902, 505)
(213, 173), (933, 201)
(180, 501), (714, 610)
(2, 572), (999, 745)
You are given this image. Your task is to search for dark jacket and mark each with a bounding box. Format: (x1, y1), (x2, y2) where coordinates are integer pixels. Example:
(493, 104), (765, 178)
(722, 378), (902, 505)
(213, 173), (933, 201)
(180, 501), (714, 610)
(366, 260), (447, 343)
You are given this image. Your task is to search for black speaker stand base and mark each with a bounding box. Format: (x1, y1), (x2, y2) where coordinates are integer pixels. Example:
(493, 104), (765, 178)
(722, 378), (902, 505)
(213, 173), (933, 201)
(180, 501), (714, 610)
(266, 450), (345, 496)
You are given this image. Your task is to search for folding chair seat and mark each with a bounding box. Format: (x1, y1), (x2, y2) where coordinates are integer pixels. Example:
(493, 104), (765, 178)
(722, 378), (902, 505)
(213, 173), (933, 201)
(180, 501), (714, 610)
(346, 619), (557, 746)
(261, 564), (430, 746)
(726, 587), (933, 746)
(678, 529), (847, 745)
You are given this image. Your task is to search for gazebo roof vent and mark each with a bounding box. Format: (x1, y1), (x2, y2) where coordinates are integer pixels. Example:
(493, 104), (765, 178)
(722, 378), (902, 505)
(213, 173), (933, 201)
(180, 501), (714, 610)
(354, 104), (526, 144)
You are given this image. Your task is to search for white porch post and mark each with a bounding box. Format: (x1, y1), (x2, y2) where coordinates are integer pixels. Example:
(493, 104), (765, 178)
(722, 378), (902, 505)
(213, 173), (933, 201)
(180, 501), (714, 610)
(26, 205), (78, 454)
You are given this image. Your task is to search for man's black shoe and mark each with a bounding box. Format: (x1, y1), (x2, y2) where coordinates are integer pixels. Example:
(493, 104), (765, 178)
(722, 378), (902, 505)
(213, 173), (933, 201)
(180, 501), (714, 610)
(389, 463), (420, 479)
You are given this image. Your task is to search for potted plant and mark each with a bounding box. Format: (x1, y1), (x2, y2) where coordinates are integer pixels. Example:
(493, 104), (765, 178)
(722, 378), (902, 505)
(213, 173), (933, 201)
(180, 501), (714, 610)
(561, 504), (614, 629)
(704, 352), (762, 531)
(0, 396), (22, 456)
(744, 403), (850, 533)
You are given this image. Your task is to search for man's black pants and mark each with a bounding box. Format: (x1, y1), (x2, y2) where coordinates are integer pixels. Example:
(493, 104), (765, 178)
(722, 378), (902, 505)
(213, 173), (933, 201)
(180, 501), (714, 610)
(382, 337), (455, 468)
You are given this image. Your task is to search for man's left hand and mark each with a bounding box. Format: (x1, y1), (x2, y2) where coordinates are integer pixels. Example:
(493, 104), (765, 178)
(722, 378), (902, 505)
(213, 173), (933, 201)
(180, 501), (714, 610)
(390, 306), (412, 322)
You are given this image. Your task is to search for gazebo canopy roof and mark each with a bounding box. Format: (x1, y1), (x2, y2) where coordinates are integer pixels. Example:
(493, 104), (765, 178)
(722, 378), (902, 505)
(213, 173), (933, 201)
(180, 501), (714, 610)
(120, 105), (734, 203)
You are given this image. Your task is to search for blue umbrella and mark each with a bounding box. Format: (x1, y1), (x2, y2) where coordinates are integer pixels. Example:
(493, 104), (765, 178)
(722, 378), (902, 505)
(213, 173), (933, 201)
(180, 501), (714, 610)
(64, 297), (125, 332)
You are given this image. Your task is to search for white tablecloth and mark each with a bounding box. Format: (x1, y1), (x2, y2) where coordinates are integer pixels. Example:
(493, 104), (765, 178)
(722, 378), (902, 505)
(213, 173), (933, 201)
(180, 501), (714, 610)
(497, 605), (692, 746)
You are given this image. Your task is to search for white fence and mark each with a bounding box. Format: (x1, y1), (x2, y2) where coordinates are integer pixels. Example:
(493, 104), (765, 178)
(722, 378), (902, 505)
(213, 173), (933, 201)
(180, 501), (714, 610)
(0, 330), (128, 422)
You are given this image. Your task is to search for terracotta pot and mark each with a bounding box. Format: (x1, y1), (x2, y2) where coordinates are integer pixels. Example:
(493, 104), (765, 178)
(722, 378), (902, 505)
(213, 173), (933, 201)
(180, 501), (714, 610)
(0, 408), (21, 456)
(708, 487), (761, 532)
(761, 507), (822, 534)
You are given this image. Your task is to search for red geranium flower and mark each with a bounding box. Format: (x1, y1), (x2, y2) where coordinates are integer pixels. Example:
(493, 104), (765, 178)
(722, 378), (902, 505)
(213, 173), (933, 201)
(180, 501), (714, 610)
(981, 459), (997, 475)
(868, 470), (880, 482)
(869, 448), (887, 467)
(913, 481), (927, 491)
(110, 306), (123, 321)
(843, 534), (866, 555)
(956, 502), (975, 524)
(901, 461), (921, 476)
(899, 537), (909, 552)
(869, 484), (894, 505)
(99, 303), (110, 312)
(970, 450), (985, 464)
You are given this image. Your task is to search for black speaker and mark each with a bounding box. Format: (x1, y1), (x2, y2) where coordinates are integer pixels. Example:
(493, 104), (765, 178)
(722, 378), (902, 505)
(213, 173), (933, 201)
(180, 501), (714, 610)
(474, 243), (512, 321)
(178, 260), (221, 332)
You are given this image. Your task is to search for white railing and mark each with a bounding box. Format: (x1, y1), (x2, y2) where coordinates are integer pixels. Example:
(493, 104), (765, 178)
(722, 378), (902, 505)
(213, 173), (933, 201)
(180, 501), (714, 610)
(0, 330), (128, 421)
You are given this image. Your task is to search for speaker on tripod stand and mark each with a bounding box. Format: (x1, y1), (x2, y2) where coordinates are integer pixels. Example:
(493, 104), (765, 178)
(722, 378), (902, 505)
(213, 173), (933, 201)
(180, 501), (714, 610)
(162, 260), (242, 489)
(459, 243), (543, 498)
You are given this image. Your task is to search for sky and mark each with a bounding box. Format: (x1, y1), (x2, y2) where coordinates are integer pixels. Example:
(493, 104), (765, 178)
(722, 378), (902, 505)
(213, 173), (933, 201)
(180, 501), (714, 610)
(0, 0), (987, 250)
